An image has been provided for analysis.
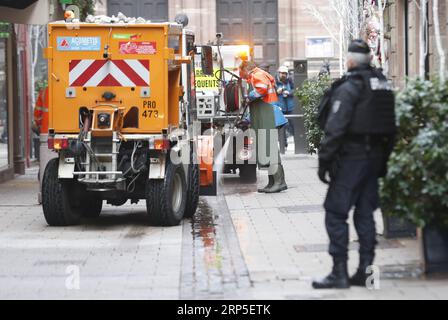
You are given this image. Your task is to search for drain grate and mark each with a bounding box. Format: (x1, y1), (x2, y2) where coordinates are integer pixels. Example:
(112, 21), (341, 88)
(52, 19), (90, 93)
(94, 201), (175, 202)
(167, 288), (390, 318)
(279, 204), (323, 214)
(380, 263), (423, 279)
(294, 238), (405, 253)
(34, 260), (86, 266)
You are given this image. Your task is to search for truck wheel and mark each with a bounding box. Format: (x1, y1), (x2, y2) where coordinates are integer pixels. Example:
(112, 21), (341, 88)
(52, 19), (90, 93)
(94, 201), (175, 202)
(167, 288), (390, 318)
(42, 158), (81, 226)
(184, 157), (200, 218)
(239, 164), (257, 183)
(79, 196), (103, 218)
(146, 160), (187, 226)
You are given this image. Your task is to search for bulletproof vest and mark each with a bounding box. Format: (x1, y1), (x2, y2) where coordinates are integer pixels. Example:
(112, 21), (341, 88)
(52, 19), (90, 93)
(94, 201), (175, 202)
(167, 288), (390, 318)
(347, 68), (396, 135)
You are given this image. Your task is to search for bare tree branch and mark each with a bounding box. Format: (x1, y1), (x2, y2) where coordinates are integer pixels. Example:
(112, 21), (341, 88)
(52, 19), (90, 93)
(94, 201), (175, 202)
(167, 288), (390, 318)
(433, 0), (446, 82)
(303, 2), (340, 45)
(420, 0), (428, 78)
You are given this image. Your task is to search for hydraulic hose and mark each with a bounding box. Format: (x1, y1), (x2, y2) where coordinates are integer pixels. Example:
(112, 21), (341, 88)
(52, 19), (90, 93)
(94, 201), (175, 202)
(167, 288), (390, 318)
(223, 81), (240, 113)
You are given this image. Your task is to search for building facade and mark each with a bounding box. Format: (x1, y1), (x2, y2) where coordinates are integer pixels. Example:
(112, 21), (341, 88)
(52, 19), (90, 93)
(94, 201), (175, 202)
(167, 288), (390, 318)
(102, 0), (341, 77)
(385, 0), (448, 86)
(0, 24), (35, 183)
(0, 0), (62, 183)
(0, 25), (13, 181)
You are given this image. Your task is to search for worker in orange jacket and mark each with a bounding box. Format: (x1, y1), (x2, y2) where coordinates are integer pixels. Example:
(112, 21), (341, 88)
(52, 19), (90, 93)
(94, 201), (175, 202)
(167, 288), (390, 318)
(33, 86), (52, 205)
(33, 86), (49, 135)
(239, 61), (288, 193)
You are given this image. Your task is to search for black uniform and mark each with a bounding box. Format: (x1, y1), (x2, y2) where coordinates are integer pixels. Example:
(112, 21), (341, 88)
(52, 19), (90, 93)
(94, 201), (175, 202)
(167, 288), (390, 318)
(318, 65), (396, 265)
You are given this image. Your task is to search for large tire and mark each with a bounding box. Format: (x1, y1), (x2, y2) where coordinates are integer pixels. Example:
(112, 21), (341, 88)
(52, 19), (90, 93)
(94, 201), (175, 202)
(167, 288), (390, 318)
(184, 158), (200, 218)
(146, 160), (187, 226)
(239, 164), (257, 183)
(42, 158), (81, 226)
(78, 196), (103, 218)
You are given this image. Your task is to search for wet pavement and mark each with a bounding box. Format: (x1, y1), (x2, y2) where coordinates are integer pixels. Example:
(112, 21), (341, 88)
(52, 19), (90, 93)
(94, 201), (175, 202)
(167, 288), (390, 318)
(0, 151), (448, 299)
(223, 151), (448, 299)
(0, 166), (183, 299)
(180, 195), (251, 299)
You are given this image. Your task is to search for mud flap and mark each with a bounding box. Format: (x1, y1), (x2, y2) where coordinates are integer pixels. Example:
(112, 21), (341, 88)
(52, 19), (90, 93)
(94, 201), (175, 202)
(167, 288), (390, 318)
(149, 154), (166, 179)
(199, 170), (217, 196)
(58, 156), (75, 179)
(197, 135), (217, 196)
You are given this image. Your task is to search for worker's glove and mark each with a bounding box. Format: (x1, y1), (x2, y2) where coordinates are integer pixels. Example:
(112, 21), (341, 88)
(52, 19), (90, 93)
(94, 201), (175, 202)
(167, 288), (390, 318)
(243, 95), (251, 106)
(277, 88), (284, 95)
(283, 90), (290, 97)
(236, 119), (250, 131)
(247, 90), (261, 102)
(245, 91), (262, 105)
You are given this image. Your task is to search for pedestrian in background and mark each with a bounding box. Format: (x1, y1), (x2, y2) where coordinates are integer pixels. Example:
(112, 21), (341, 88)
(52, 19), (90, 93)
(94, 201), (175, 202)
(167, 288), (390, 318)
(318, 60), (331, 78)
(312, 40), (396, 289)
(275, 66), (295, 151)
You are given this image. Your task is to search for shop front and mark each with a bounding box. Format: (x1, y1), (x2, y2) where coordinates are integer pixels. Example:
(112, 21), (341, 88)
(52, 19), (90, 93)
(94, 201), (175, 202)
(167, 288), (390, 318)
(0, 22), (12, 182)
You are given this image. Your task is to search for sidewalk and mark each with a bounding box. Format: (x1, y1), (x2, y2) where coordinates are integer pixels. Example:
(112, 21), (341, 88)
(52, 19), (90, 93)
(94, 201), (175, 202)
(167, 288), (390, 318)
(224, 147), (448, 299)
(0, 166), (183, 299)
(1, 152), (447, 299)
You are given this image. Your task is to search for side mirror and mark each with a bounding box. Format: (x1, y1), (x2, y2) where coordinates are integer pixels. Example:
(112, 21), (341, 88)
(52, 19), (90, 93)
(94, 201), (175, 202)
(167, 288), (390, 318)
(201, 46), (214, 76)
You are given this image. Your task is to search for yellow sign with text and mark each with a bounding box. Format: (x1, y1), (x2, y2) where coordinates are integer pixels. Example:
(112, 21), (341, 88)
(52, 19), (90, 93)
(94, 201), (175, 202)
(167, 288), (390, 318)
(195, 68), (220, 91)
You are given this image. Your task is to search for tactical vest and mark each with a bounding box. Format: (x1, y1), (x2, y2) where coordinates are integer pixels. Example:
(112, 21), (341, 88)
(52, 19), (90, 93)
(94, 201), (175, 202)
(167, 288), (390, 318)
(347, 68), (396, 135)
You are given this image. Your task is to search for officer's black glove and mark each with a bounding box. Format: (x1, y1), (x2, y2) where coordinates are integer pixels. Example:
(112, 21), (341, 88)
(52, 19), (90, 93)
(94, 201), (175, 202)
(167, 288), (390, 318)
(318, 159), (331, 184)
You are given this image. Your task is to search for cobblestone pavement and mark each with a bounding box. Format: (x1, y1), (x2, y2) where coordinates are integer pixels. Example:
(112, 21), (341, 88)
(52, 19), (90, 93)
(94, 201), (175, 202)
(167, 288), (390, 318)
(1, 148), (448, 299)
(226, 149), (448, 299)
(0, 167), (183, 299)
(180, 196), (251, 299)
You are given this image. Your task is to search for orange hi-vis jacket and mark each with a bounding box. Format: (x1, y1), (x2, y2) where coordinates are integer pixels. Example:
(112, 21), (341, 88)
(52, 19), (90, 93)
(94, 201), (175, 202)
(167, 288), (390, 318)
(33, 87), (49, 134)
(247, 67), (278, 104)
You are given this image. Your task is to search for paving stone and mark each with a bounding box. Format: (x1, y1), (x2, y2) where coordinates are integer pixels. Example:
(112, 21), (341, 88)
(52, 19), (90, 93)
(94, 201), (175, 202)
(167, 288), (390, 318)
(2, 155), (448, 300)
(225, 150), (448, 299)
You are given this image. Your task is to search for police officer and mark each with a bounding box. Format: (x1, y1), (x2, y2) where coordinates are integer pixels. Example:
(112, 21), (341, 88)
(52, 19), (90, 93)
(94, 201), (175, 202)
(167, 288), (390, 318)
(312, 40), (396, 289)
(275, 66), (296, 152)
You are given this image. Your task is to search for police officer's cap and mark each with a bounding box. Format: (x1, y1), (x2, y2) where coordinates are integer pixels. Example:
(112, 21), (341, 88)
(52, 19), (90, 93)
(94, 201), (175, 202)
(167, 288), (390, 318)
(348, 39), (370, 54)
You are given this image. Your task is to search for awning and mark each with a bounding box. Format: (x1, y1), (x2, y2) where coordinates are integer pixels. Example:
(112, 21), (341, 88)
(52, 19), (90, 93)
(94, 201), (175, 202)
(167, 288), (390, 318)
(0, 0), (38, 10)
(0, 0), (63, 25)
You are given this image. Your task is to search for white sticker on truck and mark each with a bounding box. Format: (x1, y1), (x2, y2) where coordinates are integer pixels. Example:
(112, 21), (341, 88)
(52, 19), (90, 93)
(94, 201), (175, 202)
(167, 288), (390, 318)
(57, 37), (101, 51)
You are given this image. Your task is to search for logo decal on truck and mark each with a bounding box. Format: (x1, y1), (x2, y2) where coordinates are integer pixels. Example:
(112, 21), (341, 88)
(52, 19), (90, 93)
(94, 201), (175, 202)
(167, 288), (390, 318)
(69, 60), (150, 87)
(119, 41), (157, 55)
(57, 37), (101, 51)
(113, 34), (139, 40)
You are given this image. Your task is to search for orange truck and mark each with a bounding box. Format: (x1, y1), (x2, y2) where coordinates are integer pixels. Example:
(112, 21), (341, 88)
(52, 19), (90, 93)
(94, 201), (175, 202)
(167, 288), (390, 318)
(42, 20), (214, 226)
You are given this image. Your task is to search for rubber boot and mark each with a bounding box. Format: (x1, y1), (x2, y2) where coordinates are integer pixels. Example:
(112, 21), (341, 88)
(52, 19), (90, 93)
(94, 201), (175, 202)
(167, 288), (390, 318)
(350, 258), (374, 287)
(312, 259), (350, 289)
(258, 175), (274, 193)
(265, 164), (288, 193)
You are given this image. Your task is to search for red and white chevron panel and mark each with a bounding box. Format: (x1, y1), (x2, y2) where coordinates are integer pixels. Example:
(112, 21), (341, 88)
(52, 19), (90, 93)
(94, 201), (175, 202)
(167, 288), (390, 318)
(68, 59), (150, 87)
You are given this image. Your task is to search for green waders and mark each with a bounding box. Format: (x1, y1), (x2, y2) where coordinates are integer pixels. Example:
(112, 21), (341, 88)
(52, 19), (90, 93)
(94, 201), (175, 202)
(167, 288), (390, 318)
(250, 100), (287, 193)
